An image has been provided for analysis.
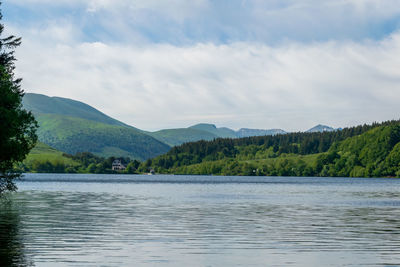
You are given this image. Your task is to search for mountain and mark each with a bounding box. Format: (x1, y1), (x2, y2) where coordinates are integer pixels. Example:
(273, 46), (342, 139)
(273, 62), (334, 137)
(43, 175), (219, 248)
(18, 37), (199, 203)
(23, 93), (170, 160)
(306, 124), (335, 133)
(148, 128), (218, 147)
(236, 128), (286, 138)
(188, 124), (287, 138)
(189, 123), (237, 138)
(23, 93), (129, 127)
(149, 123), (286, 146)
(23, 93), (343, 159)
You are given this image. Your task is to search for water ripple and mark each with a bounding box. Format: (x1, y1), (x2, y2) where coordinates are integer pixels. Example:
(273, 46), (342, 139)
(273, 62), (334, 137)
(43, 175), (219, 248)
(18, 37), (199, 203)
(0, 174), (399, 266)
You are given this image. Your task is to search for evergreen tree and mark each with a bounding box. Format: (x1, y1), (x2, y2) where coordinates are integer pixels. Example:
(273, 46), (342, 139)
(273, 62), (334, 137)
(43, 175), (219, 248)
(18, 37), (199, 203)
(0, 3), (37, 193)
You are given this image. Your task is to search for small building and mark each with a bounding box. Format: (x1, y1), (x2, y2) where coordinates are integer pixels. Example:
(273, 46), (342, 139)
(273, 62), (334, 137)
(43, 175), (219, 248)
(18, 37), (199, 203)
(112, 159), (126, 171)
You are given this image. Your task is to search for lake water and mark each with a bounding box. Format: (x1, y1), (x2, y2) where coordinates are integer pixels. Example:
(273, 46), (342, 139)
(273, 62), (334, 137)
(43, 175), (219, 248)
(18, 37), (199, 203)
(1, 174), (400, 266)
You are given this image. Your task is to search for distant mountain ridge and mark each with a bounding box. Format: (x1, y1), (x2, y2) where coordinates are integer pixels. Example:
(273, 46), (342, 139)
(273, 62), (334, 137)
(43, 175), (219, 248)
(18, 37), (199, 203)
(149, 123), (288, 146)
(23, 93), (339, 157)
(188, 123), (288, 138)
(149, 123), (339, 146)
(236, 128), (287, 137)
(306, 124), (336, 133)
(189, 123), (237, 138)
(148, 128), (218, 147)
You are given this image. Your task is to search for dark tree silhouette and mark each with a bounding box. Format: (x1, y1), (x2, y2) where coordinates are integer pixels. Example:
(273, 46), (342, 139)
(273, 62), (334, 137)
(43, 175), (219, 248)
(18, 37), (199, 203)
(0, 3), (37, 193)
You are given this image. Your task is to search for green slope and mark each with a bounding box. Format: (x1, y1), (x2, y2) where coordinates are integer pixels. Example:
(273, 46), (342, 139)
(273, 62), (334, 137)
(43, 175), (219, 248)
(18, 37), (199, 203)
(23, 93), (171, 160)
(34, 113), (170, 160)
(148, 128), (218, 146)
(323, 124), (400, 177)
(22, 142), (80, 172)
(23, 93), (129, 127)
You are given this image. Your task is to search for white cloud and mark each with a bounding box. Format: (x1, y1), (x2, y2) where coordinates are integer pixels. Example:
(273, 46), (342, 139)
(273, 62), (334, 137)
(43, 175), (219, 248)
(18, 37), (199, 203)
(7, 0), (400, 45)
(87, 0), (208, 18)
(5, 0), (400, 131)
(12, 22), (400, 131)
(9, 0), (209, 22)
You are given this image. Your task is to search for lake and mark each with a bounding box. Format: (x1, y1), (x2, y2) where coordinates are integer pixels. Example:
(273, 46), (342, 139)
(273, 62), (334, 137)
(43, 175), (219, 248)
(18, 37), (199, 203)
(1, 174), (400, 266)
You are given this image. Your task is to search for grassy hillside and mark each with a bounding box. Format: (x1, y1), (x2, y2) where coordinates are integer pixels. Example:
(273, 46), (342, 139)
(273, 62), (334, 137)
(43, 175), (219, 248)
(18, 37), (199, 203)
(146, 120), (400, 177)
(20, 143), (143, 174)
(21, 142), (80, 172)
(148, 128), (218, 146)
(23, 93), (129, 127)
(25, 142), (76, 163)
(23, 93), (171, 160)
(34, 113), (170, 160)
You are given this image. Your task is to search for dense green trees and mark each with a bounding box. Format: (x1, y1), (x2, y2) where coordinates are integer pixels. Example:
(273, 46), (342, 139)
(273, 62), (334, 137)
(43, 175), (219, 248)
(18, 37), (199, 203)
(19, 120), (400, 177)
(148, 120), (400, 177)
(0, 4), (37, 193)
(21, 151), (140, 174)
(152, 121), (385, 169)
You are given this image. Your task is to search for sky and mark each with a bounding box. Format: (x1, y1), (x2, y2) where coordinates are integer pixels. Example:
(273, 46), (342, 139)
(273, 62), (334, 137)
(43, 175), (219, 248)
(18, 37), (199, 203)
(4, 0), (400, 131)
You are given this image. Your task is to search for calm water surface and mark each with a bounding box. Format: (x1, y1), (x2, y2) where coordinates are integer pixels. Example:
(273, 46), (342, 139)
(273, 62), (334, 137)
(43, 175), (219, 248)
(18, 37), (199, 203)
(1, 174), (400, 266)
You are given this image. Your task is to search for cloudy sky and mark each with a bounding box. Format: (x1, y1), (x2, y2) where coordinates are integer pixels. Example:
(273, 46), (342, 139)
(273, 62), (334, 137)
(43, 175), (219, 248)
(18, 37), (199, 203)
(4, 0), (400, 131)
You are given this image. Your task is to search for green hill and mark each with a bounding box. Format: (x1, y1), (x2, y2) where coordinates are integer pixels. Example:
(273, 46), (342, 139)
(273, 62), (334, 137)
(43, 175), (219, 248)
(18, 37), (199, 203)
(21, 142), (80, 172)
(321, 124), (400, 177)
(23, 93), (130, 127)
(25, 142), (74, 162)
(21, 142), (144, 174)
(148, 128), (218, 146)
(189, 123), (237, 138)
(23, 93), (170, 160)
(147, 124), (237, 147)
(146, 120), (400, 177)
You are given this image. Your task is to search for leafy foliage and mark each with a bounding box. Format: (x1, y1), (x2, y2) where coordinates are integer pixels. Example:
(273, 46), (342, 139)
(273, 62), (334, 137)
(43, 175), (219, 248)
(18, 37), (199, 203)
(0, 5), (37, 193)
(20, 142), (79, 173)
(20, 143), (141, 174)
(147, 120), (400, 177)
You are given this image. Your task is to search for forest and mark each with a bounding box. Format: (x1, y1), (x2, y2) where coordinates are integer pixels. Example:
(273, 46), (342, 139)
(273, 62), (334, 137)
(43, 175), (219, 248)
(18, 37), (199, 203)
(20, 119), (400, 178)
(147, 120), (400, 177)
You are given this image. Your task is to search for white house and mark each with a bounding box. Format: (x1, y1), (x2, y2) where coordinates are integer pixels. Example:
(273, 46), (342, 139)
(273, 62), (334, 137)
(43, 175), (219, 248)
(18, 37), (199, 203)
(112, 159), (126, 171)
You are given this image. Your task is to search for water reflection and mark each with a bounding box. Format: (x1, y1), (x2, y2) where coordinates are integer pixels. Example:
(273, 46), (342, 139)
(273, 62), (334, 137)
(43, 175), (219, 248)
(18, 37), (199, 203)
(3, 175), (400, 266)
(0, 196), (32, 267)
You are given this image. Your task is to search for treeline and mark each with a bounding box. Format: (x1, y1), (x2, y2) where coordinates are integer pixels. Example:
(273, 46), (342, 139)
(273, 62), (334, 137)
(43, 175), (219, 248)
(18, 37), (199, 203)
(20, 119), (400, 177)
(20, 152), (145, 174)
(148, 120), (400, 177)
